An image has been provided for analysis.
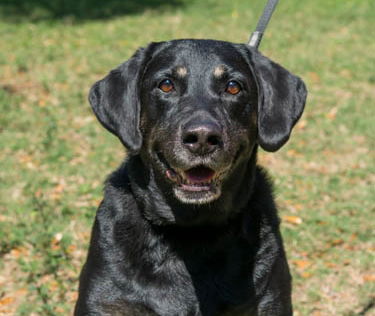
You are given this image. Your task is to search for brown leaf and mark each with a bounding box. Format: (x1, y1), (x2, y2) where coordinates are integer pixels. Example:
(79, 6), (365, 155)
(331, 239), (344, 246)
(326, 107), (338, 120)
(292, 260), (311, 269)
(324, 262), (338, 268)
(286, 149), (302, 158)
(9, 247), (29, 259)
(349, 233), (358, 241)
(50, 180), (66, 201)
(296, 119), (307, 130)
(363, 275), (375, 282)
(0, 296), (15, 306)
(67, 291), (79, 303)
(283, 215), (303, 225)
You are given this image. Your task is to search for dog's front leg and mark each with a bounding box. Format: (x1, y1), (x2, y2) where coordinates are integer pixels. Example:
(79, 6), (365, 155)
(255, 253), (293, 316)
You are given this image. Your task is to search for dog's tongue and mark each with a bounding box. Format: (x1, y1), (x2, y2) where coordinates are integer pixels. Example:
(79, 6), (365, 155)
(184, 166), (215, 184)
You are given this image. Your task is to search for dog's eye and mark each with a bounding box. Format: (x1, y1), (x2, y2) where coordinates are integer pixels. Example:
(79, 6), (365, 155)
(225, 81), (241, 95)
(159, 79), (174, 93)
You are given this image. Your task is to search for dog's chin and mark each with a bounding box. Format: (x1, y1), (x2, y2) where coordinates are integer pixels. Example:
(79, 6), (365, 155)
(155, 152), (227, 205)
(173, 183), (222, 205)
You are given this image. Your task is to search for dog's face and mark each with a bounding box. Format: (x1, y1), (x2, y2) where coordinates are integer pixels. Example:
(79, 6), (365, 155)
(139, 41), (258, 204)
(89, 39), (307, 205)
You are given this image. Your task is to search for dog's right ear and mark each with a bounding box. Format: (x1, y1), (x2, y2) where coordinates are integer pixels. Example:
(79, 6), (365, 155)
(246, 48), (307, 152)
(89, 44), (156, 153)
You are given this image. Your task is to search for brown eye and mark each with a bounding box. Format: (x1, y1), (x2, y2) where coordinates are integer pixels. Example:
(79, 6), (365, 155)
(226, 80), (241, 95)
(158, 79), (174, 93)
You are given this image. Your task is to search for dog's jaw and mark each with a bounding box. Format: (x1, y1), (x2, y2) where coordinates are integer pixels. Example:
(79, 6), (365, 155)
(173, 185), (222, 205)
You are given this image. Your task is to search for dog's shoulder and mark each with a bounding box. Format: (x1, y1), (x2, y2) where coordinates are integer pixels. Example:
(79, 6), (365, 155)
(249, 165), (280, 227)
(104, 161), (133, 202)
(95, 161), (138, 219)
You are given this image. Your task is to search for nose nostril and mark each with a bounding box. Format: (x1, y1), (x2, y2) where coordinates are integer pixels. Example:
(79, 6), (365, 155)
(183, 134), (199, 145)
(207, 135), (221, 146)
(182, 123), (222, 154)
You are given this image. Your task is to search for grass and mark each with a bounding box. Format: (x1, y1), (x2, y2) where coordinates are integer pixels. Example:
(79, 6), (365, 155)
(0, 0), (374, 314)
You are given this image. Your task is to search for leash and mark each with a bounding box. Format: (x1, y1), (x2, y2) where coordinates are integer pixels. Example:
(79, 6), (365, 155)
(248, 0), (279, 49)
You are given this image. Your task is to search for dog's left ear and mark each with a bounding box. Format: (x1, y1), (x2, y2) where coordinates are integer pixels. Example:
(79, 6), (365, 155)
(89, 43), (158, 153)
(248, 49), (307, 152)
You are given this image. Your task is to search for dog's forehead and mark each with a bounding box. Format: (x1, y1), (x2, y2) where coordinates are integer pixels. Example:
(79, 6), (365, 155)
(148, 40), (248, 75)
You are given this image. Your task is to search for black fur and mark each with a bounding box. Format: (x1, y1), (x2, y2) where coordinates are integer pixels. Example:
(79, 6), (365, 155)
(75, 39), (307, 316)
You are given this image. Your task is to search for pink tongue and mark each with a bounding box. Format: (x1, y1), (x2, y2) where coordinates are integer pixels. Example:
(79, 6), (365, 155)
(184, 167), (215, 184)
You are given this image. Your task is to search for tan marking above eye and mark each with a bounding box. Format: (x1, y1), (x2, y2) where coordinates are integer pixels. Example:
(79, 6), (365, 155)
(213, 65), (226, 78)
(176, 66), (187, 77)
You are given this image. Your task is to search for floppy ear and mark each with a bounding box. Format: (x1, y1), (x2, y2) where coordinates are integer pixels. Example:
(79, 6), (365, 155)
(89, 45), (154, 153)
(248, 49), (307, 152)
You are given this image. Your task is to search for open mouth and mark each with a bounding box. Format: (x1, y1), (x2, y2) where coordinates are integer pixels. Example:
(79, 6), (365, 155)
(166, 165), (216, 192)
(156, 152), (222, 204)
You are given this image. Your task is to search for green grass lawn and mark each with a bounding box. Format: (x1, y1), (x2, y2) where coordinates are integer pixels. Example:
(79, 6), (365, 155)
(0, 0), (374, 314)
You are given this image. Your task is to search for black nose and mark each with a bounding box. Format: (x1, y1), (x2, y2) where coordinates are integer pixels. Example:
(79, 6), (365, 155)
(182, 122), (223, 155)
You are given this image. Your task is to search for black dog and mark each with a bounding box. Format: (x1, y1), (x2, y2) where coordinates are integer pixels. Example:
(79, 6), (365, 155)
(75, 39), (307, 316)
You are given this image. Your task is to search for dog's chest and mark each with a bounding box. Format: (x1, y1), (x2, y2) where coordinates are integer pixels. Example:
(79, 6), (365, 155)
(141, 233), (256, 315)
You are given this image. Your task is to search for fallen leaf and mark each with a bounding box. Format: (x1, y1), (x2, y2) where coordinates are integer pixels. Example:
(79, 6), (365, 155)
(38, 99), (47, 107)
(9, 247), (29, 259)
(293, 260), (311, 269)
(326, 107), (338, 120)
(296, 119), (307, 130)
(286, 149), (302, 158)
(324, 262), (337, 268)
(283, 215), (303, 225)
(50, 179), (66, 200)
(55, 307), (65, 314)
(0, 296), (15, 306)
(349, 233), (358, 241)
(343, 244), (356, 251)
(67, 291), (79, 302)
(331, 239), (344, 246)
(363, 275), (375, 282)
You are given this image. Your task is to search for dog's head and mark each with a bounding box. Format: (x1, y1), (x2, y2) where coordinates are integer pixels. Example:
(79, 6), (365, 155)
(89, 39), (307, 205)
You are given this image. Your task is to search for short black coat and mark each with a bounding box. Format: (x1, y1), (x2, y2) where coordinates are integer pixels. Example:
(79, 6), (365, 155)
(75, 39), (307, 316)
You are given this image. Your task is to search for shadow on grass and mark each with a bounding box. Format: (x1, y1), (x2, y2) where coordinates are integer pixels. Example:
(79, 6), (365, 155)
(0, 0), (186, 23)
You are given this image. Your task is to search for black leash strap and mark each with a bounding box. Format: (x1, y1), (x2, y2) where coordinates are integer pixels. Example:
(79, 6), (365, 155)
(248, 0), (279, 49)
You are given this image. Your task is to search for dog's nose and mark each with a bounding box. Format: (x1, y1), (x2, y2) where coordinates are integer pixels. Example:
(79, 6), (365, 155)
(182, 122), (223, 155)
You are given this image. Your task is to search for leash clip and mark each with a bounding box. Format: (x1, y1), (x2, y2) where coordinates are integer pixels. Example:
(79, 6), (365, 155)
(248, 31), (263, 48)
(248, 0), (279, 49)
